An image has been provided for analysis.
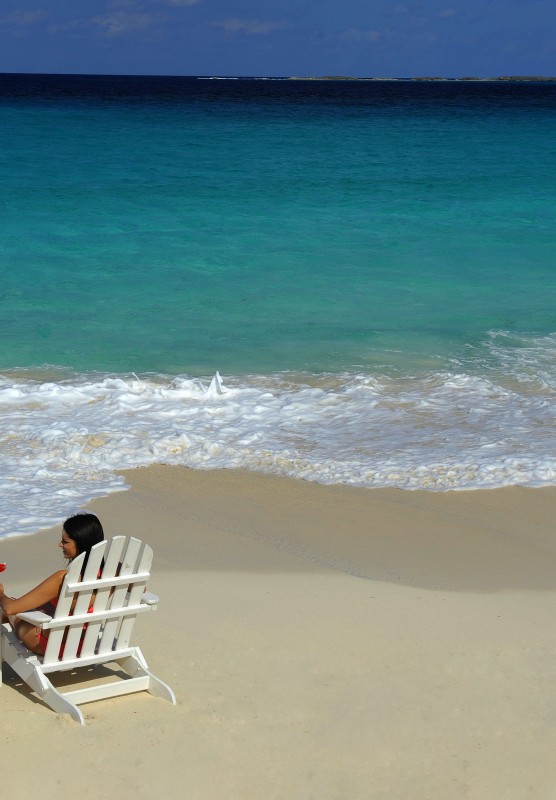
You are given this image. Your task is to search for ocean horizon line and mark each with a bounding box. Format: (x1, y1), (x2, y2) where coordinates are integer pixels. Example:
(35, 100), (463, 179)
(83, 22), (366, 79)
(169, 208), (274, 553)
(2, 71), (556, 82)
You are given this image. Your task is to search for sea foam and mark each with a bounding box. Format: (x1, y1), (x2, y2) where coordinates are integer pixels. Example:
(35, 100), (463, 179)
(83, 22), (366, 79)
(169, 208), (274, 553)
(1, 350), (555, 539)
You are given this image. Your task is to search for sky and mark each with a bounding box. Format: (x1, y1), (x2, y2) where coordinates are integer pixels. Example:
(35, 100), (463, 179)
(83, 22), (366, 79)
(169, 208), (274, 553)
(0, 0), (554, 79)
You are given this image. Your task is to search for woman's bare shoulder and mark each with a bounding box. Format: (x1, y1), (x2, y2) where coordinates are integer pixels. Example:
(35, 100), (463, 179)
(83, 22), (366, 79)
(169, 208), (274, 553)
(39, 569), (68, 592)
(43, 568), (68, 586)
(50, 568), (68, 579)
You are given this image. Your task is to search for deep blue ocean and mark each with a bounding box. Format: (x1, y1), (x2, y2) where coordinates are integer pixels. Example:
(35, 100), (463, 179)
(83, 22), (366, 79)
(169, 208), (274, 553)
(1, 74), (555, 537)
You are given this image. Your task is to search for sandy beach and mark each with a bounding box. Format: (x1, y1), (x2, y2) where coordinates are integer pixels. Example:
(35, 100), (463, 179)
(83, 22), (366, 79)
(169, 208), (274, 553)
(2, 465), (556, 799)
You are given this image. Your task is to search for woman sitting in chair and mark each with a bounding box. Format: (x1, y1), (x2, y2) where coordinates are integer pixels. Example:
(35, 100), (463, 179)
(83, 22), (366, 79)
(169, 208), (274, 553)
(0, 513), (104, 655)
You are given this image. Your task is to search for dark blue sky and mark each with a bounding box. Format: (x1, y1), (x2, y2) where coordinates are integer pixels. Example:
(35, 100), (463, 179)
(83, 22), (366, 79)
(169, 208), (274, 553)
(0, 0), (554, 78)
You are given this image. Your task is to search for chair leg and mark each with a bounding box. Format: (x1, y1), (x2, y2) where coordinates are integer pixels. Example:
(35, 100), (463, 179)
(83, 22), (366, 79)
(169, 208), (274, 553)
(118, 650), (176, 705)
(42, 685), (85, 725)
(17, 659), (85, 724)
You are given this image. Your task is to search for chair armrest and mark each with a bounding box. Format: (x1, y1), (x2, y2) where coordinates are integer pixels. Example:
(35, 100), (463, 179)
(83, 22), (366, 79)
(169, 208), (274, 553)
(141, 591), (159, 607)
(17, 610), (52, 627)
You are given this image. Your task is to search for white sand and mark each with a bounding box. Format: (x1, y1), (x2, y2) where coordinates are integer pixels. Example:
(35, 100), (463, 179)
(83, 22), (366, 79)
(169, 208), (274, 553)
(1, 466), (556, 799)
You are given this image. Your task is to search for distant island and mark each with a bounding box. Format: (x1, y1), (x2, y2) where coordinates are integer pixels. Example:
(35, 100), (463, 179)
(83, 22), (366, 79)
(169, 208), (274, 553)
(288, 76), (556, 82)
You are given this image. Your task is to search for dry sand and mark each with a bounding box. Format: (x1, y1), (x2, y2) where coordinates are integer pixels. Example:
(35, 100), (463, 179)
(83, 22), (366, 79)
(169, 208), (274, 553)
(1, 465), (556, 799)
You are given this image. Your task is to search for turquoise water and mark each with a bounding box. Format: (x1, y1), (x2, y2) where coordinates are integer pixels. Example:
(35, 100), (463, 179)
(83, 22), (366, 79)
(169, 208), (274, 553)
(2, 76), (554, 374)
(0, 75), (555, 537)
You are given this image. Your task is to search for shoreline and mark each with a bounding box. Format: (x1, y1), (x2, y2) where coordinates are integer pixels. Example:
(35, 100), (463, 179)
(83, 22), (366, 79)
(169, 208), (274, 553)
(3, 465), (556, 590)
(2, 465), (556, 798)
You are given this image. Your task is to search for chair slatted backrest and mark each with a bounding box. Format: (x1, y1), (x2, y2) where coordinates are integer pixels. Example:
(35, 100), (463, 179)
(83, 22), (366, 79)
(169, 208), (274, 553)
(42, 536), (153, 666)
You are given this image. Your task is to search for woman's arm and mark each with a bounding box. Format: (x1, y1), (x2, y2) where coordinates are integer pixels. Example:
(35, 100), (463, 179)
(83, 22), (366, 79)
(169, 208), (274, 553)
(0, 570), (67, 617)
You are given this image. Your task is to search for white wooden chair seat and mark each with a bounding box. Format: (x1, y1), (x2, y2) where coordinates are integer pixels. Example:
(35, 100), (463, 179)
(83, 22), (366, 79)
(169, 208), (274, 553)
(0, 536), (176, 724)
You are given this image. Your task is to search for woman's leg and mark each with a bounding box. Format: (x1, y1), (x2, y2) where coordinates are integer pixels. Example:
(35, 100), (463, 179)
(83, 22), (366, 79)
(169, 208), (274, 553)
(11, 616), (46, 655)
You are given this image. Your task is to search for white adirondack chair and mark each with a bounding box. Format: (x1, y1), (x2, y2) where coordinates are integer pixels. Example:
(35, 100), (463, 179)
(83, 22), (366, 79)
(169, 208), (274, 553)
(0, 536), (176, 724)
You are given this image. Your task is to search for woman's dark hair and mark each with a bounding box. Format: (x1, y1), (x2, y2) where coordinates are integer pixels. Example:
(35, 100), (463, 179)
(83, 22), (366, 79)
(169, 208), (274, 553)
(63, 513), (104, 572)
